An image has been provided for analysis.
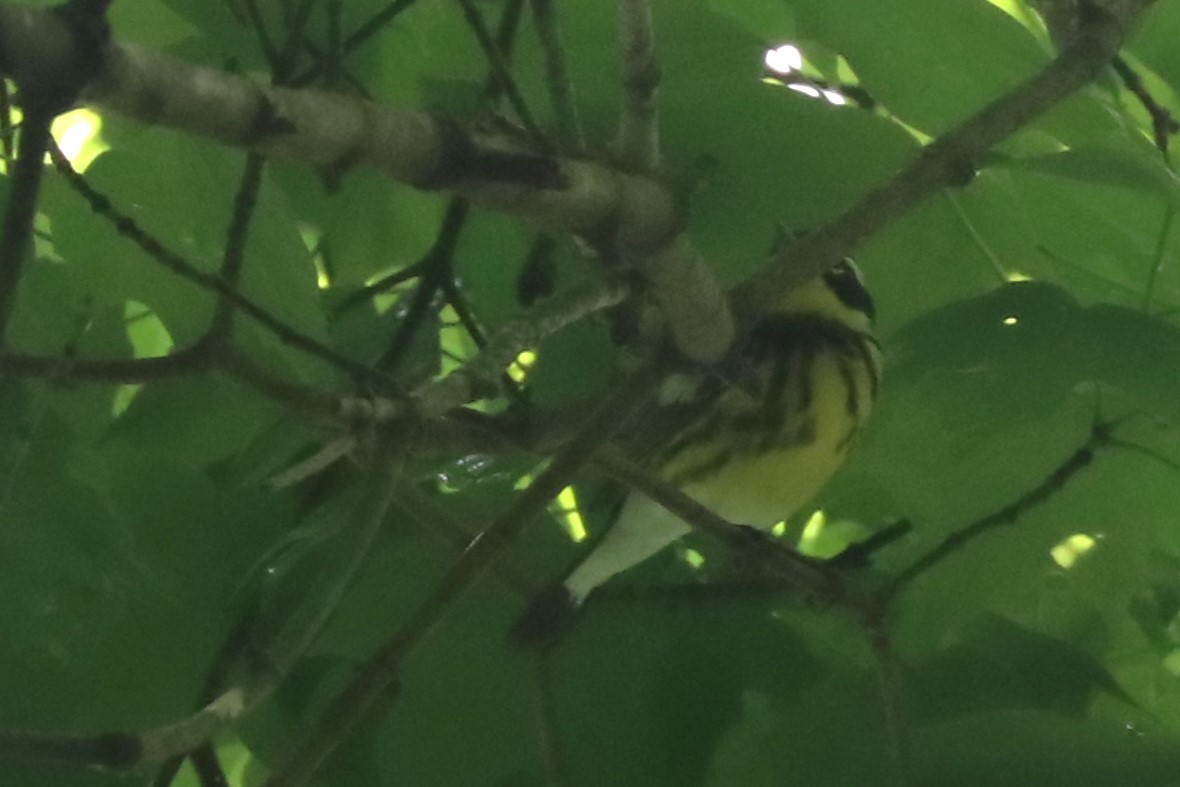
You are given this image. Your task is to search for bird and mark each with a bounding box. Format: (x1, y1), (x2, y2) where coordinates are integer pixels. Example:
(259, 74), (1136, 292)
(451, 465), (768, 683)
(566, 258), (881, 600)
(511, 258), (881, 641)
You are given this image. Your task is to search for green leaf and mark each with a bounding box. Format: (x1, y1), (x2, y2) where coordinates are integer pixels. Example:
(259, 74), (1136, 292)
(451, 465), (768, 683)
(914, 710), (1180, 787)
(789, 0), (1046, 135)
(999, 144), (1180, 201)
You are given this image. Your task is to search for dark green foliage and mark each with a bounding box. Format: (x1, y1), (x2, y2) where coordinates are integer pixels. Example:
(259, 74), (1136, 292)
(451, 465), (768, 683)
(4, 1), (1180, 786)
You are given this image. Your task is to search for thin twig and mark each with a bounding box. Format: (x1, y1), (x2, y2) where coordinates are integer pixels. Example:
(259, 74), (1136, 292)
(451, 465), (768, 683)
(530, 652), (570, 786)
(191, 745), (230, 787)
(616, 0), (659, 170)
(440, 273), (488, 348)
(882, 422), (1111, 600)
(944, 190), (1008, 283)
(1143, 195), (1175, 312)
(46, 141), (392, 387)
(530, 0), (584, 153)
(1111, 54), (1179, 153)
(392, 483), (535, 596)
(277, 271), (634, 493)
(291, 0), (418, 88)
(0, 343), (209, 382)
(342, 0), (419, 59)
(869, 620), (911, 787)
(740, 8), (1129, 314)
(258, 356), (665, 787)
(147, 755), (184, 787)
(209, 152), (267, 345)
(0, 440), (408, 770)
(377, 199), (470, 371)
(591, 448), (845, 602)
(455, 0), (548, 148)
(216, 346), (340, 418)
(331, 258), (426, 317)
(413, 271), (633, 419)
(274, 0), (319, 83)
(240, 0), (281, 70)
(0, 80), (14, 163)
(492, 0), (527, 67)
(0, 111), (53, 348)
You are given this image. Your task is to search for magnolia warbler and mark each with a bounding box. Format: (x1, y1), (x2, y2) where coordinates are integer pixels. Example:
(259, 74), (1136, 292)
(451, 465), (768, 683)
(562, 258), (881, 603)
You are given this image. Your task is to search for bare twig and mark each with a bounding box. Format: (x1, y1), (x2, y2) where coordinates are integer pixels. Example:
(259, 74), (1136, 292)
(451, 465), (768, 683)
(456, 0), (547, 148)
(591, 448), (844, 602)
(616, 0), (659, 170)
(274, 0), (318, 83)
(240, 0), (281, 70)
(328, 0), (521, 323)
(264, 269), (634, 488)
(0, 440), (408, 769)
(869, 621), (911, 786)
(0, 80), (13, 163)
(208, 152), (267, 345)
(0, 344), (209, 382)
(0, 111), (53, 348)
(147, 755), (184, 787)
(739, 7), (1132, 315)
(377, 199), (470, 372)
(46, 142), (390, 386)
(944, 190), (1008, 283)
(331, 258), (426, 317)
(413, 271), (632, 420)
(0, 2), (1155, 368)
(341, 0), (419, 61)
(1111, 55), (1179, 152)
(474, 0), (527, 107)
(1143, 198), (1175, 312)
(530, 0), (584, 153)
(191, 745), (229, 787)
(216, 346), (340, 418)
(883, 422), (1110, 600)
(258, 356), (665, 787)
(529, 652), (570, 785)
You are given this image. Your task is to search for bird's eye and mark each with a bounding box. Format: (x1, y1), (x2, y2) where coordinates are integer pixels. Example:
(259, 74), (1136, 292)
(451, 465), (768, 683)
(827, 258), (861, 281)
(823, 258), (875, 320)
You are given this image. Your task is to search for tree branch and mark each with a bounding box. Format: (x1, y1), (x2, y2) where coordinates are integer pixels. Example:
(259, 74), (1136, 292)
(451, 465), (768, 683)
(258, 354), (665, 787)
(376, 199), (469, 372)
(530, 0), (584, 153)
(616, 0), (659, 170)
(0, 112), (58, 347)
(207, 152), (267, 347)
(412, 270), (632, 420)
(737, 4), (1137, 314)
(455, 0), (547, 148)
(0, 3), (737, 363)
(0, 438), (408, 770)
(590, 447), (846, 603)
(882, 421), (1109, 600)
(47, 142), (390, 386)
(0, 344), (208, 381)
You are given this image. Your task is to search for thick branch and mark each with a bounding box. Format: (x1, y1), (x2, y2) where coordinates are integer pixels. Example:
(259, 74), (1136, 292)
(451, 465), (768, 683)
(0, 5), (666, 243)
(0, 4), (736, 363)
(736, 4), (1137, 313)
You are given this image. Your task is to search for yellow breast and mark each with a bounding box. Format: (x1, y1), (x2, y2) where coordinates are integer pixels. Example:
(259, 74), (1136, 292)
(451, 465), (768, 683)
(665, 333), (878, 527)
